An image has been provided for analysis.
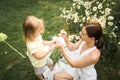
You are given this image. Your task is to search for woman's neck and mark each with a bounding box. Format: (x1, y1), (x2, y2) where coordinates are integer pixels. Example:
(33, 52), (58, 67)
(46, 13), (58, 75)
(86, 41), (95, 49)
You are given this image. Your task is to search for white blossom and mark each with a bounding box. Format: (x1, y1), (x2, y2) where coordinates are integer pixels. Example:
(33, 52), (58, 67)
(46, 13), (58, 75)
(93, 7), (97, 11)
(111, 32), (117, 37)
(98, 3), (103, 9)
(108, 16), (114, 20)
(118, 42), (120, 45)
(108, 22), (113, 26)
(60, 0), (116, 41)
(105, 8), (111, 15)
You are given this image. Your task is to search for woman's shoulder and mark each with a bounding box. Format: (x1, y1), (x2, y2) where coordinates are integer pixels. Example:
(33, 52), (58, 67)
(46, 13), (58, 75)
(90, 48), (101, 63)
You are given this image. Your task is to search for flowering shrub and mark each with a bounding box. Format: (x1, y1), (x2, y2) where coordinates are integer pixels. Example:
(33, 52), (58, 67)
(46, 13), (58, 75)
(60, 0), (120, 79)
(68, 34), (80, 43)
(60, 0), (117, 39)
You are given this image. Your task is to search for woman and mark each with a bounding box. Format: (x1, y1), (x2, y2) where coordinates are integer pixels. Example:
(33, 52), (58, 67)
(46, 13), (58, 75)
(54, 22), (103, 80)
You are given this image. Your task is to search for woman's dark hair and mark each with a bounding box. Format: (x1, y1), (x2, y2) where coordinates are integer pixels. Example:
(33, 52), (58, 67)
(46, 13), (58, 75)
(84, 22), (103, 49)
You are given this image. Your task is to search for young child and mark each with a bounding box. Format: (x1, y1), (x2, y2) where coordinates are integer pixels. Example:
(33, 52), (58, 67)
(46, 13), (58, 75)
(22, 15), (55, 80)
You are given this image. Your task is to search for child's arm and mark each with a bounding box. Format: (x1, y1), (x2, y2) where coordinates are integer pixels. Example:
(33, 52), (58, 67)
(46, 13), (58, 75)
(43, 40), (56, 45)
(32, 45), (54, 60)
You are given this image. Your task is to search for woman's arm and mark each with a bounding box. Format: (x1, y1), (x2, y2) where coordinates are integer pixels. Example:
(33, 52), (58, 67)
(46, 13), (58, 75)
(55, 41), (100, 68)
(64, 38), (82, 51)
(59, 30), (82, 51)
(62, 50), (100, 68)
(61, 49), (100, 68)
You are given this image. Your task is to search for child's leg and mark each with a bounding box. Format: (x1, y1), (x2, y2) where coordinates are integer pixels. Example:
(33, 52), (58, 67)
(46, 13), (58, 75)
(46, 58), (54, 70)
(36, 74), (44, 80)
(34, 66), (46, 80)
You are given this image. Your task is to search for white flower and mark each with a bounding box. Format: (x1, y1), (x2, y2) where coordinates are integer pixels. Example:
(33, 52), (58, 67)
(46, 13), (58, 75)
(96, 2), (99, 4)
(87, 16), (91, 21)
(93, 7), (97, 11)
(62, 8), (66, 14)
(105, 8), (111, 15)
(118, 42), (120, 45)
(84, 2), (91, 9)
(72, 3), (76, 7)
(108, 16), (114, 20)
(85, 10), (90, 16)
(80, 23), (83, 27)
(111, 32), (117, 38)
(82, 17), (85, 22)
(98, 3), (103, 9)
(107, 4), (110, 6)
(77, 5), (80, 9)
(76, 36), (80, 40)
(100, 11), (104, 14)
(68, 35), (74, 41)
(108, 22), (113, 26)
(5, 51), (7, 54)
(111, 2), (115, 4)
(60, 7), (62, 10)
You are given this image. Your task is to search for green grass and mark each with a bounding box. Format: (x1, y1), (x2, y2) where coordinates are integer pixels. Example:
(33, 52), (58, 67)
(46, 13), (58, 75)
(0, 0), (119, 80)
(0, 0), (71, 80)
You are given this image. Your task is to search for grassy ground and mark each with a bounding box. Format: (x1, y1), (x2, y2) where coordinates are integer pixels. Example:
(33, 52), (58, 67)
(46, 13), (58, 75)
(0, 0), (119, 80)
(0, 0), (71, 80)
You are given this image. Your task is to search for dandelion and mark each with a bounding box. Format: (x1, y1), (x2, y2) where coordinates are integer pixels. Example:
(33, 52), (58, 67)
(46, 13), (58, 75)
(0, 33), (26, 58)
(0, 33), (7, 42)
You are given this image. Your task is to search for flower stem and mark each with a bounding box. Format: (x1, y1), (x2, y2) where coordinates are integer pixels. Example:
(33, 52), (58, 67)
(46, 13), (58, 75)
(3, 41), (26, 58)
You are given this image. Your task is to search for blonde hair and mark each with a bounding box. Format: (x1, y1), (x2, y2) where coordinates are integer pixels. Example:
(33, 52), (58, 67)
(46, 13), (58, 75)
(22, 16), (45, 42)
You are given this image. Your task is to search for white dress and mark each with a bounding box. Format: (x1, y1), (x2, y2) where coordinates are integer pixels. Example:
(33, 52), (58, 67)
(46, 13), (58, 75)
(43, 37), (97, 80)
(43, 47), (80, 80)
(77, 42), (97, 80)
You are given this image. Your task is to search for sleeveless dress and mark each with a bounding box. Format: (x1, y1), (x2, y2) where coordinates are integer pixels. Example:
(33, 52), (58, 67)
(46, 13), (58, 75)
(77, 42), (97, 80)
(43, 41), (97, 80)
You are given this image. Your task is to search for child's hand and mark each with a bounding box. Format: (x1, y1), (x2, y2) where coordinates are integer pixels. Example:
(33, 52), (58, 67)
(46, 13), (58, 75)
(48, 45), (55, 53)
(52, 39), (56, 44)
(58, 30), (67, 39)
(54, 40), (64, 51)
